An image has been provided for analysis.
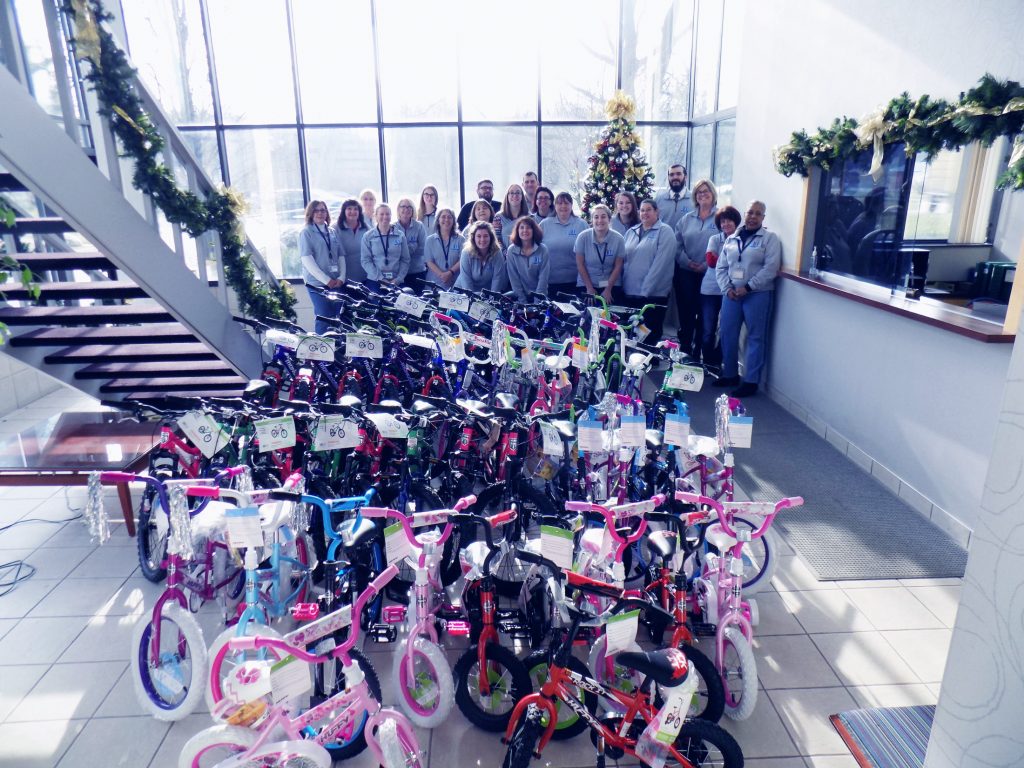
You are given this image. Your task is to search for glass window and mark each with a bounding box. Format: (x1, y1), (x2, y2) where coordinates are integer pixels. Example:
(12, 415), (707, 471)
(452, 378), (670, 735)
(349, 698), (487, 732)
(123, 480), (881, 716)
(180, 129), (223, 185)
(223, 129), (303, 277)
(13, 0), (61, 116)
(376, 3), (458, 122)
(383, 127), (460, 208)
(206, 0), (296, 124)
(621, 0), (693, 121)
(689, 123), (713, 182)
(539, 0), (618, 120)
(292, 0), (377, 124)
(304, 127), (382, 212)
(121, 0), (214, 125)
(713, 118), (734, 202)
(904, 149), (964, 241)
(462, 127), (538, 203)
(639, 126), (688, 188)
(542, 125), (598, 202)
(692, 0), (723, 117)
(716, 0), (743, 110)
(459, 8), (539, 121)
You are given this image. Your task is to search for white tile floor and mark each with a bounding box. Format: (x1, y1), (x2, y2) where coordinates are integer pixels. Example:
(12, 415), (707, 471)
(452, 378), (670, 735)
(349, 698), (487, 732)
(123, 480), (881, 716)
(0, 391), (962, 767)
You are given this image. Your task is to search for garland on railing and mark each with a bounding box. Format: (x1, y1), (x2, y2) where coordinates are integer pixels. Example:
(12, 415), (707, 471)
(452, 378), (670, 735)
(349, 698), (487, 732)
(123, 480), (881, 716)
(62, 0), (295, 320)
(773, 74), (1024, 191)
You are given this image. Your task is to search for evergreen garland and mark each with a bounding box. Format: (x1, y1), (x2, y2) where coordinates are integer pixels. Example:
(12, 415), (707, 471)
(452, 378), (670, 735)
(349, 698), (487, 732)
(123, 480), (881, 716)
(580, 92), (656, 220)
(62, 0), (295, 320)
(774, 74), (1024, 191)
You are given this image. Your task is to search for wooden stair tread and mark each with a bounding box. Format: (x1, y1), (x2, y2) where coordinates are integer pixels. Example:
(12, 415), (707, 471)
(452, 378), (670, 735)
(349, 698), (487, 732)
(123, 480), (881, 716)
(0, 304), (174, 326)
(75, 360), (235, 379)
(3, 280), (145, 301)
(9, 324), (197, 347)
(100, 376), (245, 393)
(0, 216), (75, 235)
(12, 251), (115, 272)
(46, 342), (219, 364)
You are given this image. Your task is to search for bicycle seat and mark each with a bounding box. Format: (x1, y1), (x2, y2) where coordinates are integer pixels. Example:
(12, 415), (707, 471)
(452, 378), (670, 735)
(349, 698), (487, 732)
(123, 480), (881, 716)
(410, 399), (440, 415)
(317, 400), (359, 416)
(616, 647), (689, 688)
(338, 515), (378, 550)
(456, 399), (494, 419)
(544, 354), (571, 371)
(243, 379), (273, 402)
(371, 400), (403, 413)
(645, 529), (678, 562)
(550, 420), (577, 440)
(258, 499), (294, 533)
(704, 523), (738, 551)
(494, 392), (519, 410)
(687, 434), (719, 458)
(336, 394), (364, 410)
(492, 407), (519, 421)
(627, 352), (648, 368)
(645, 429), (663, 450)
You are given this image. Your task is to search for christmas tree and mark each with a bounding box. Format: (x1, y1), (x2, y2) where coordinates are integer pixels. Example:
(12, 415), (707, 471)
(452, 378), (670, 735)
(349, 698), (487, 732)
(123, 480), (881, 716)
(580, 92), (656, 220)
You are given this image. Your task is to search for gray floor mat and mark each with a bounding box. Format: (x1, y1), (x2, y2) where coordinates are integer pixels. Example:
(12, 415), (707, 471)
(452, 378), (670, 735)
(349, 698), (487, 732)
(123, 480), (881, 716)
(683, 384), (968, 581)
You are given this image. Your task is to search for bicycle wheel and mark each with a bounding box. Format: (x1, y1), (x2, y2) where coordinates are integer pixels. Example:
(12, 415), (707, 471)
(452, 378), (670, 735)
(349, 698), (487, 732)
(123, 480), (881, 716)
(204, 623), (286, 714)
(136, 490), (168, 583)
(453, 642), (532, 732)
(130, 603), (206, 721)
(524, 650), (595, 740)
(376, 716), (425, 768)
(657, 717), (744, 768)
(588, 636), (644, 714)
(671, 642), (726, 724)
(502, 703), (546, 768)
(320, 648), (382, 761)
(178, 724), (256, 768)
(721, 626), (758, 721)
(278, 530), (314, 607)
(391, 637), (455, 729)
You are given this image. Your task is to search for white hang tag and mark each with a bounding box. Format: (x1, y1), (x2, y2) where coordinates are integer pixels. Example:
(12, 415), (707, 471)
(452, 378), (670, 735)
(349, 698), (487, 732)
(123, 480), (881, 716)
(385, 521), (413, 566)
(178, 410), (229, 459)
(619, 415), (645, 447)
(439, 291), (471, 311)
(653, 678), (690, 744)
(265, 329), (299, 350)
(552, 301), (580, 315)
(438, 334), (465, 362)
(540, 422), (563, 457)
(635, 324), (651, 343)
(395, 293), (427, 318)
(571, 342), (588, 368)
(270, 654), (312, 705)
(255, 416), (296, 452)
(150, 665), (186, 696)
(225, 506), (263, 550)
(295, 334), (335, 362)
(313, 416), (360, 451)
(588, 313), (601, 361)
(577, 420), (605, 453)
(604, 609), (640, 654)
(399, 333), (435, 350)
(540, 525), (574, 571)
(469, 301), (498, 323)
(367, 413), (410, 439)
(520, 344), (538, 373)
(223, 660), (272, 704)
(663, 413), (690, 447)
(728, 415), (753, 448)
(346, 332), (383, 359)
(667, 365), (704, 392)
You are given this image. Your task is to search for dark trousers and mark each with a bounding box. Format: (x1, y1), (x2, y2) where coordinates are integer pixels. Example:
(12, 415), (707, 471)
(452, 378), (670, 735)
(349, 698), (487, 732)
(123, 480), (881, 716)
(700, 293), (723, 366)
(307, 286), (340, 335)
(623, 295), (668, 345)
(673, 267), (702, 357)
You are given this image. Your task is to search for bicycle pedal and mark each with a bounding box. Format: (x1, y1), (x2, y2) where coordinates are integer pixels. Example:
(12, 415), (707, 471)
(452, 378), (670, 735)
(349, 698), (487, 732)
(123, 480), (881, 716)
(442, 619), (471, 637)
(290, 603), (320, 622)
(368, 623), (398, 643)
(691, 621), (717, 637)
(382, 605), (407, 624)
(437, 604), (463, 621)
(497, 620), (530, 638)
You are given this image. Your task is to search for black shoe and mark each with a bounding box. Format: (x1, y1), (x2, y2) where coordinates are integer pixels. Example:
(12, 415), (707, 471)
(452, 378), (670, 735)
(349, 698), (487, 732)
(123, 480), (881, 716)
(713, 376), (740, 388)
(731, 382), (759, 398)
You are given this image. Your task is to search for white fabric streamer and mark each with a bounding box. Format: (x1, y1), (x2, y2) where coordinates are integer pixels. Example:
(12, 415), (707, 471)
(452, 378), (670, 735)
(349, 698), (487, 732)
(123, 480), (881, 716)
(83, 471), (110, 545)
(167, 484), (195, 560)
(715, 394), (730, 454)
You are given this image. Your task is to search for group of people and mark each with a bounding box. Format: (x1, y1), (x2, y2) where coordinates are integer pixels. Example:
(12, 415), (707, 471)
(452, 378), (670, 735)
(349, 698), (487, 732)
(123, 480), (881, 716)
(300, 166), (780, 397)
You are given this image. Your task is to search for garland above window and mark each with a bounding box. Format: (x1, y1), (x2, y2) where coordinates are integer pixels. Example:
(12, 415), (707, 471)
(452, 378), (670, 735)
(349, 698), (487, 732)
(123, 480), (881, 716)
(62, 0), (296, 321)
(773, 74), (1024, 191)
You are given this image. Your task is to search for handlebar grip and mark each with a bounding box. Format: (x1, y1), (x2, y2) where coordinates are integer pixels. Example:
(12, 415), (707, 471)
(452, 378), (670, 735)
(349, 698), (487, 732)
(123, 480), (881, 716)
(357, 507), (394, 519)
(564, 500), (593, 513)
(187, 486), (221, 499)
(660, 339), (680, 349)
(99, 471), (137, 484)
(453, 494), (477, 512)
(366, 563), (399, 594)
(228, 635), (259, 651)
(779, 496), (805, 510)
(598, 319), (619, 329)
(486, 509), (517, 527)
(433, 312), (453, 323)
(268, 490), (301, 502)
(220, 466), (247, 478)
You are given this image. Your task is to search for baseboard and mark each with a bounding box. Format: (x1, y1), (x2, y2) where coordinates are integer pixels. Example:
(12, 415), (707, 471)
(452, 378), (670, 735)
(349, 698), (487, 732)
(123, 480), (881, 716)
(764, 383), (973, 550)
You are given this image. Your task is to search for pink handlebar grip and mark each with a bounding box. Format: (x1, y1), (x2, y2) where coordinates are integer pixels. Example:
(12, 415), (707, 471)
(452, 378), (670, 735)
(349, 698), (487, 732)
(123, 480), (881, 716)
(228, 635), (258, 651)
(777, 496), (804, 511)
(661, 339), (680, 350)
(433, 312), (453, 323)
(222, 466), (247, 478)
(564, 500), (593, 512)
(99, 471), (137, 484)
(453, 494), (477, 512)
(357, 506), (395, 519)
(186, 486), (221, 499)
(599, 319), (619, 329)
(505, 324), (520, 334)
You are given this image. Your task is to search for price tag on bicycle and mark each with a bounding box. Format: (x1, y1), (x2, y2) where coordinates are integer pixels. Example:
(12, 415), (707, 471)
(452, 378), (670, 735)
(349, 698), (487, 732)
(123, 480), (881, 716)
(663, 412), (690, 447)
(438, 291), (470, 311)
(395, 293), (427, 318)
(254, 415), (296, 452)
(438, 334), (464, 362)
(576, 419), (605, 454)
(385, 522), (413, 566)
(619, 414), (645, 447)
(295, 334), (336, 362)
(312, 415), (360, 451)
(265, 328), (299, 350)
(469, 300), (498, 323)
(570, 341), (588, 368)
(667, 364), (704, 392)
(346, 332), (383, 359)
(270, 655), (312, 705)
(540, 525), (574, 570)
(540, 422), (563, 457)
(178, 410), (230, 459)
(727, 415), (753, 448)
(225, 506), (263, 550)
(222, 660), (272, 705)
(604, 609), (640, 654)
(399, 333), (435, 349)
(367, 412), (410, 440)
(520, 343), (537, 373)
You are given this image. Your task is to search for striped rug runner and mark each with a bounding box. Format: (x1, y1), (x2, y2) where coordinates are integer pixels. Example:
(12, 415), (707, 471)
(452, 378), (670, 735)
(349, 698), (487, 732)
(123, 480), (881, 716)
(831, 705), (935, 768)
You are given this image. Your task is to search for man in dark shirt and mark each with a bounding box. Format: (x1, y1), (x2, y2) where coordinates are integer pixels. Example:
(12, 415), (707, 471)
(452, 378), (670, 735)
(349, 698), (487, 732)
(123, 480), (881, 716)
(457, 179), (501, 230)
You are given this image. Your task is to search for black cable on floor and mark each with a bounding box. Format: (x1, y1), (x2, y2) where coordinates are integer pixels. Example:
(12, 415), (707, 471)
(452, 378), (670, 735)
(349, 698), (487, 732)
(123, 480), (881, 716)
(0, 487), (87, 596)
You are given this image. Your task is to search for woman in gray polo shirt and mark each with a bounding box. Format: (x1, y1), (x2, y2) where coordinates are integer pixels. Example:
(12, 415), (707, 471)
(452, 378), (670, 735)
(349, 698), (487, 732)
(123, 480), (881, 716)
(575, 203), (625, 305)
(300, 199), (345, 334)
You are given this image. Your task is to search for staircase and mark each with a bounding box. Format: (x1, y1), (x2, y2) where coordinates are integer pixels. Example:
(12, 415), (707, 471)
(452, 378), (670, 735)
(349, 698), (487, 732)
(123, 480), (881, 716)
(0, 6), (280, 404)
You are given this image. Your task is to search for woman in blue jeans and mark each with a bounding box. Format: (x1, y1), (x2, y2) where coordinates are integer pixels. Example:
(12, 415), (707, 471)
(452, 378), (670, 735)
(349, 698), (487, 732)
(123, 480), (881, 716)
(700, 205), (741, 371)
(300, 200), (345, 334)
(714, 201), (781, 398)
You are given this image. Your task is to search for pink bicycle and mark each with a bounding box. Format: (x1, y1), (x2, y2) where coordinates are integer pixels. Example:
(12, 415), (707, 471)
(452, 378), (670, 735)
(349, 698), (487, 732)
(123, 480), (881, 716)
(676, 490), (803, 720)
(181, 565), (424, 768)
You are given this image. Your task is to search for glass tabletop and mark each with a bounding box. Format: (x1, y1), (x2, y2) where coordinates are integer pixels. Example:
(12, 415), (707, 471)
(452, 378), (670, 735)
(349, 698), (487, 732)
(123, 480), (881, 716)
(0, 411), (160, 472)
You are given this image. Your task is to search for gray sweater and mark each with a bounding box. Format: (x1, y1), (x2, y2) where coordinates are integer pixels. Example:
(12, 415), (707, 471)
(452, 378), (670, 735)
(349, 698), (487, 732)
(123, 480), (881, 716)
(505, 243), (550, 301)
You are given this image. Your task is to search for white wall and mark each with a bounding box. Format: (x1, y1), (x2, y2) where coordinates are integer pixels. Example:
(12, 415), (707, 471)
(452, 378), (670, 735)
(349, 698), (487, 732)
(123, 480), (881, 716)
(0, 348), (62, 416)
(732, 0), (1024, 531)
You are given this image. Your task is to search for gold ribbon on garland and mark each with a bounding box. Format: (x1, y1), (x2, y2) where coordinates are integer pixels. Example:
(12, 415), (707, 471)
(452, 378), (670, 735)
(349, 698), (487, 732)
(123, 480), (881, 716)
(854, 107), (889, 182)
(69, 0), (102, 64)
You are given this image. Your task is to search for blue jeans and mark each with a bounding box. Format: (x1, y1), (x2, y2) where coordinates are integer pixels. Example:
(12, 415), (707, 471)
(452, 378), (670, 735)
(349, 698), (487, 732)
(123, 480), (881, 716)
(720, 289), (773, 383)
(306, 285), (340, 335)
(700, 293), (723, 366)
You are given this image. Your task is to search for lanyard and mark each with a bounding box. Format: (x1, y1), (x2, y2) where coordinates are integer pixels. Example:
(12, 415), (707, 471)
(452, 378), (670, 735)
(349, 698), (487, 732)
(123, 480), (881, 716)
(440, 236), (453, 268)
(594, 239), (610, 267)
(377, 229), (391, 265)
(736, 230), (758, 262)
(316, 224), (331, 253)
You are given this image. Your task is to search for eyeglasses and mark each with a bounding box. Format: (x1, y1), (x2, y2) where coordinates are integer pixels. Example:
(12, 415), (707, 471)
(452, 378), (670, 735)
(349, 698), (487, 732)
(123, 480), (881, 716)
(423, 191), (437, 198)
(509, 190), (523, 196)
(313, 207), (328, 213)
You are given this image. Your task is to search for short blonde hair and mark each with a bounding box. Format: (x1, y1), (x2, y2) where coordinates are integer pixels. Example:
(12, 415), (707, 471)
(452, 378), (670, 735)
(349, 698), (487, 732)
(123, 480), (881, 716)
(691, 179), (718, 208)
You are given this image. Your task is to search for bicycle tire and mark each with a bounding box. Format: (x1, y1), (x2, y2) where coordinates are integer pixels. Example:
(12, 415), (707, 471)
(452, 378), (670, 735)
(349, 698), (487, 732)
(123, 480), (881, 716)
(178, 724), (257, 768)
(131, 602), (206, 721)
(391, 637), (455, 729)
(502, 703), (545, 768)
(524, 650), (596, 740)
(136, 489), (168, 583)
(204, 623), (286, 714)
(673, 642), (726, 724)
(376, 716), (425, 768)
(453, 642), (532, 732)
(656, 717), (744, 768)
(721, 626), (758, 721)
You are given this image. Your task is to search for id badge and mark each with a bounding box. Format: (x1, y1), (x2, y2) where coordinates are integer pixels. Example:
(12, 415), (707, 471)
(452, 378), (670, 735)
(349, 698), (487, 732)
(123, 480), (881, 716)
(329, 264), (340, 276)
(730, 267), (745, 281)
(382, 271), (395, 281)
(598, 279), (609, 288)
